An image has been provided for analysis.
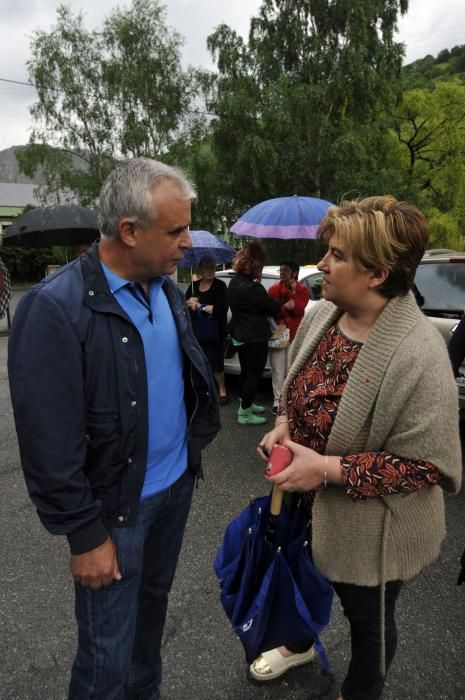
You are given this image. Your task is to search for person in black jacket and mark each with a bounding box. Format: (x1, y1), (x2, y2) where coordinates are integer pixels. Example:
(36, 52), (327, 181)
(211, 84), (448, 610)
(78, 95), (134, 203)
(8, 158), (220, 700)
(447, 315), (465, 587)
(228, 241), (280, 425)
(185, 255), (229, 404)
(448, 314), (465, 378)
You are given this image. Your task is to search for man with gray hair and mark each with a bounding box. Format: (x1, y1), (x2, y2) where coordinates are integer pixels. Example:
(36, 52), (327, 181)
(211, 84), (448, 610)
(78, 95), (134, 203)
(8, 158), (221, 699)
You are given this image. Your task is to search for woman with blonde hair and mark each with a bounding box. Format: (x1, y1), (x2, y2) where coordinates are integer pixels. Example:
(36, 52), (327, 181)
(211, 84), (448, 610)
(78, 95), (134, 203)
(252, 196), (462, 700)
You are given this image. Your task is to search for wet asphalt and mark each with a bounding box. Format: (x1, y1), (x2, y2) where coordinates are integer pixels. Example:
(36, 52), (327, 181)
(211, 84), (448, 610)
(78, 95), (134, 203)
(1, 290), (464, 700)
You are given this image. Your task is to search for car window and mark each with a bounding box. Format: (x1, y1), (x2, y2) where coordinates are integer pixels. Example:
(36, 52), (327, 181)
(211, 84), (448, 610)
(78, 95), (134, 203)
(300, 272), (323, 300)
(414, 262), (465, 317)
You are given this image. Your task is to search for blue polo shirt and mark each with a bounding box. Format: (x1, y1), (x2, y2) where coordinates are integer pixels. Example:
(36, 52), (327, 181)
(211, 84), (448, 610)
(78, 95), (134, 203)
(101, 262), (187, 499)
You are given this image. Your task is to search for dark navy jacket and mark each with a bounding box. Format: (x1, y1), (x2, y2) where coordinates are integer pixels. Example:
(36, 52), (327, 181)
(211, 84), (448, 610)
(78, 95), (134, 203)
(8, 245), (221, 554)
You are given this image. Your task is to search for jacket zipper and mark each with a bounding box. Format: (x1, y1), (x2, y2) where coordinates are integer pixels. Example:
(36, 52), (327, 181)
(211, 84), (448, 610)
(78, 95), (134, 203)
(187, 363), (199, 434)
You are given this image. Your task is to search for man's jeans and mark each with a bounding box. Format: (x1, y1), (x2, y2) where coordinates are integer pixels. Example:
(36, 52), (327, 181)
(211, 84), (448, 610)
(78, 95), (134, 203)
(69, 468), (195, 700)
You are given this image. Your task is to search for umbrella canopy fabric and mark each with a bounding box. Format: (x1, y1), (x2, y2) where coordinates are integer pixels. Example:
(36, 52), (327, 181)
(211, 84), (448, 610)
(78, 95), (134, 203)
(214, 493), (333, 666)
(178, 230), (236, 268)
(3, 205), (99, 248)
(230, 195), (333, 240)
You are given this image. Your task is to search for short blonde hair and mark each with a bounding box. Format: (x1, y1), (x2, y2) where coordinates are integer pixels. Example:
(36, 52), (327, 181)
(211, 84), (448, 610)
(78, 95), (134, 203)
(318, 196), (429, 298)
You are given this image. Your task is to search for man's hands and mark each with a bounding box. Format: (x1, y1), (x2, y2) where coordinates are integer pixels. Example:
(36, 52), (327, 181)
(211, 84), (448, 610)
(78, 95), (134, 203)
(70, 537), (122, 590)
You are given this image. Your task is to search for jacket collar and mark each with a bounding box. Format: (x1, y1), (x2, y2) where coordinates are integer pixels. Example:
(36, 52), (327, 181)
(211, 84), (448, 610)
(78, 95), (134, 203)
(79, 242), (124, 314)
(79, 242), (211, 385)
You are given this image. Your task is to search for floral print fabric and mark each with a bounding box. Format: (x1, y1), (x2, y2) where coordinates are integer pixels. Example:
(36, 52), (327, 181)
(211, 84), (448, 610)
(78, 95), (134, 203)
(285, 324), (440, 499)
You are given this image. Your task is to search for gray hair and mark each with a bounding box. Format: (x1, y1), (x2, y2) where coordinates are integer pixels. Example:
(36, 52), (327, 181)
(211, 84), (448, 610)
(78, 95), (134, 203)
(98, 157), (197, 240)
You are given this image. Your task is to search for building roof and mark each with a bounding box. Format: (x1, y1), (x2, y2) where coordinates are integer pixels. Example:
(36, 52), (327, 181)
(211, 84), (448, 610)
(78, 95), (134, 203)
(0, 182), (41, 208)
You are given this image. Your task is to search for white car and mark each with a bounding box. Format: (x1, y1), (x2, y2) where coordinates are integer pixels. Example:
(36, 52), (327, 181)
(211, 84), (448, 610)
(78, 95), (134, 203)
(217, 265), (323, 376)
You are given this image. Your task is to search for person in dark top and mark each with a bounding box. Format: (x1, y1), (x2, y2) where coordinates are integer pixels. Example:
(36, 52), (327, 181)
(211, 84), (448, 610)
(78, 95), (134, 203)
(227, 241), (280, 425)
(185, 256), (229, 404)
(448, 314), (465, 377)
(447, 314), (465, 589)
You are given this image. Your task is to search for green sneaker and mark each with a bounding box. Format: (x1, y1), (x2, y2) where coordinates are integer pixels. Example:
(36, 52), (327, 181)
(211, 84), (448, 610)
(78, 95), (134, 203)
(251, 402), (266, 414)
(237, 404), (267, 425)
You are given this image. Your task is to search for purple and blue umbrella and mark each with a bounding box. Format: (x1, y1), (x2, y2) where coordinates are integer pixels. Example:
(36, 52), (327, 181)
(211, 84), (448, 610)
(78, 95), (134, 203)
(230, 195), (334, 240)
(178, 230), (236, 268)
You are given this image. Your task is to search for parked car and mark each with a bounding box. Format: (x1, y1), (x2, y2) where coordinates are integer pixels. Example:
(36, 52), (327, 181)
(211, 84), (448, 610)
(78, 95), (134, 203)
(217, 252), (465, 407)
(413, 251), (465, 408)
(218, 265), (322, 376)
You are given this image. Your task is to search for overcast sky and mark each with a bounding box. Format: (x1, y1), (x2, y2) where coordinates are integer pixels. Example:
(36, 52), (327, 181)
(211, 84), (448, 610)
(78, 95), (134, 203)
(1, 0), (464, 151)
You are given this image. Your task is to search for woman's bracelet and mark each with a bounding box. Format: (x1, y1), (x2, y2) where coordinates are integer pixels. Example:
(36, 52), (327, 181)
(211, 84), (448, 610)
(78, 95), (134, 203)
(323, 455), (328, 488)
(275, 417), (289, 426)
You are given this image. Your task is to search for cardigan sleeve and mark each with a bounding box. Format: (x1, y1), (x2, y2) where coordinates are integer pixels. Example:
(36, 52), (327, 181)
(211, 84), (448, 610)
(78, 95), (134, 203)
(341, 451), (440, 500)
(379, 336), (462, 495)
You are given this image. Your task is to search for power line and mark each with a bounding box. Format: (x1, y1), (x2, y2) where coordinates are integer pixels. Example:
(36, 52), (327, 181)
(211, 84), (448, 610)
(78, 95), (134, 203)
(0, 77), (217, 118)
(0, 78), (37, 89)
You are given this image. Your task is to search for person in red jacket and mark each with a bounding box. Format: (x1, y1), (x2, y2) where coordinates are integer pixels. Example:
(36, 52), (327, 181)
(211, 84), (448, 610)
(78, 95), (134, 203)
(268, 261), (310, 413)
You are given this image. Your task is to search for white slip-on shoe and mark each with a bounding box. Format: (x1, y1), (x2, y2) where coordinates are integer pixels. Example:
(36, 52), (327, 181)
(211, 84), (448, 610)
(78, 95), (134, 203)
(249, 646), (316, 681)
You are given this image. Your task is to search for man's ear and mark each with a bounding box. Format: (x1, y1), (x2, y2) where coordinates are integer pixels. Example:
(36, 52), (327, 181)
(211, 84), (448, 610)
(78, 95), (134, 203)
(118, 219), (137, 248)
(368, 267), (389, 290)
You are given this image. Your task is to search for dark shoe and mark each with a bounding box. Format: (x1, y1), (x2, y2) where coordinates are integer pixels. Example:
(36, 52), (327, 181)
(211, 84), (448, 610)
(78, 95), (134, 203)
(219, 395), (228, 406)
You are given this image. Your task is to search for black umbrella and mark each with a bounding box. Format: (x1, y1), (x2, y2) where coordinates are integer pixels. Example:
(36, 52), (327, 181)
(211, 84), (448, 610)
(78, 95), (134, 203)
(3, 205), (100, 247)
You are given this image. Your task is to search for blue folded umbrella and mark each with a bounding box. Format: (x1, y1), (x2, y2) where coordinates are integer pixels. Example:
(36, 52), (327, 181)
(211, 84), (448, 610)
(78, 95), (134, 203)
(214, 494), (333, 667)
(178, 230), (236, 268)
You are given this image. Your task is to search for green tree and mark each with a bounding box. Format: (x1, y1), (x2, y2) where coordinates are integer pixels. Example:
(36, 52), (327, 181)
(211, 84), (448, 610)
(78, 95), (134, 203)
(205, 0), (409, 218)
(392, 80), (465, 248)
(18, 0), (201, 205)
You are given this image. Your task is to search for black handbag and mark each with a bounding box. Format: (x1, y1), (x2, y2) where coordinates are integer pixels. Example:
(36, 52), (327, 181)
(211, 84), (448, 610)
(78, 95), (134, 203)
(194, 308), (220, 344)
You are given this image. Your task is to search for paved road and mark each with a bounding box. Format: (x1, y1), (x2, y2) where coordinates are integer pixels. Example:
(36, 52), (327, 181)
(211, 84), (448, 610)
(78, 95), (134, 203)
(1, 302), (465, 699)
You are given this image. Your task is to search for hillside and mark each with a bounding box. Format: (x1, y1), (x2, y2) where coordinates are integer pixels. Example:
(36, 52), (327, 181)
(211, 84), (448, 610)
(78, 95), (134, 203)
(402, 44), (465, 89)
(0, 146), (45, 185)
(0, 146), (89, 186)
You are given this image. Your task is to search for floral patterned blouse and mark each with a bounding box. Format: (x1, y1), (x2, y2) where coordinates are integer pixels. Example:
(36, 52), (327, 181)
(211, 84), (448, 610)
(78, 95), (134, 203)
(284, 325), (440, 499)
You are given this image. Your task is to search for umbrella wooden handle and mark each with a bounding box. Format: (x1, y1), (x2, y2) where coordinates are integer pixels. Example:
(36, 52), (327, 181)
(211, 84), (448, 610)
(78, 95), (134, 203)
(270, 484), (284, 516)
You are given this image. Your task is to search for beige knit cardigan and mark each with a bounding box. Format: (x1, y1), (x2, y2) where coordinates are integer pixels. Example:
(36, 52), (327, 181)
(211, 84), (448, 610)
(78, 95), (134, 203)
(282, 292), (462, 587)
